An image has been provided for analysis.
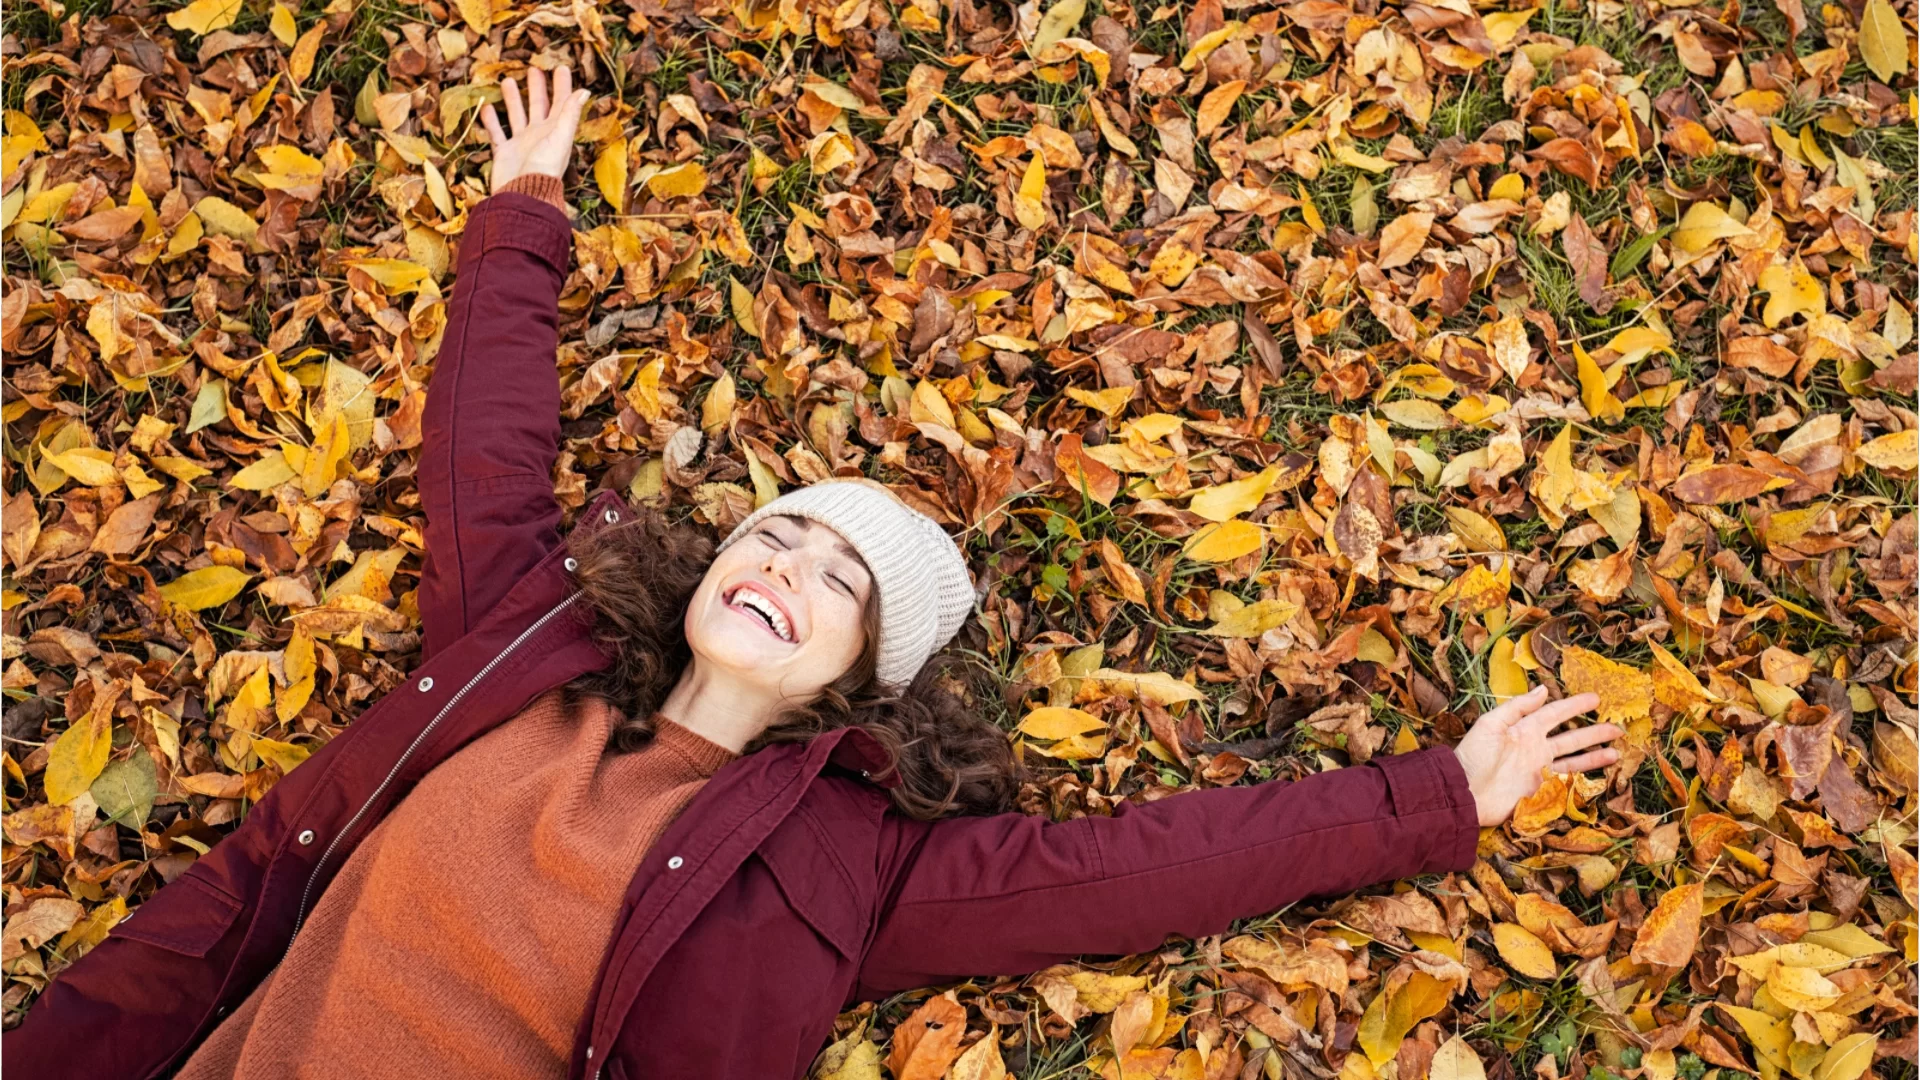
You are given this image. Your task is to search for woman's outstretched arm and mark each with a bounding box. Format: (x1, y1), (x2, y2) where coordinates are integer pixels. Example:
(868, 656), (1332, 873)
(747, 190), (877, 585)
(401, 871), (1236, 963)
(856, 688), (1614, 996)
(416, 68), (588, 658)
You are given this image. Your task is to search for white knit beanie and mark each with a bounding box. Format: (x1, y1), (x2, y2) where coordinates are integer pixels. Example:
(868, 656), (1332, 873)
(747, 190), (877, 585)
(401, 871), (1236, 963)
(717, 479), (974, 688)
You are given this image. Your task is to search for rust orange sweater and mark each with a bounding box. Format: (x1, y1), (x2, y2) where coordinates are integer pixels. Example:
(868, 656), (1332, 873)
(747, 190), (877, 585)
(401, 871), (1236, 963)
(176, 689), (735, 1079)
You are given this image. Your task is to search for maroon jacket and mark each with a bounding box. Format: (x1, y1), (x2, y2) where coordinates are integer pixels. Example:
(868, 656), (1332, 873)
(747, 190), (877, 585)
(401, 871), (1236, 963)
(5, 192), (1481, 1080)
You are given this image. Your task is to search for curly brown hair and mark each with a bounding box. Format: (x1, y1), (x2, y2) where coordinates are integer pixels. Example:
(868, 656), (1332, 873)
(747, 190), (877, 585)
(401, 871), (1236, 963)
(562, 505), (1022, 820)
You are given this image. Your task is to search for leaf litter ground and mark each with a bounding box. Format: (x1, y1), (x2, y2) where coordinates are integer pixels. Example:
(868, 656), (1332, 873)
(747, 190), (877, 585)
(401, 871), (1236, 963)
(1, 0), (1916, 1075)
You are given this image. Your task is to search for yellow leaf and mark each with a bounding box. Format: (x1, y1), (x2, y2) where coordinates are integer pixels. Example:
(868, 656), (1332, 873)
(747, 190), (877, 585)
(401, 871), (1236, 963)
(1813, 1033), (1879, 1080)
(270, 3), (297, 45)
(1188, 467), (1279, 522)
(1204, 598), (1299, 638)
(1087, 669), (1206, 705)
(1857, 428), (1918, 472)
(729, 277), (760, 338)
(1758, 257), (1826, 328)
(1482, 7), (1536, 45)
(588, 139), (628, 213)
(301, 410), (350, 497)
(1560, 645), (1652, 724)
(1860, 0), (1909, 82)
(251, 736), (312, 774)
(1489, 637), (1530, 701)
(290, 21), (325, 84)
(1445, 507), (1507, 552)
(1671, 201), (1753, 255)
(1435, 561), (1510, 615)
(43, 447), (121, 488)
(454, 0), (491, 32)
(1019, 706), (1107, 740)
(1718, 1004), (1793, 1071)
(1183, 519), (1265, 562)
(1356, 972), (1455, 1066)
(44, 698), (113, 805)
(277, 627), (316, 723)
(165, 0), (243, 35)
(646, 160), (706, 200)
(344, 257), (431, 292)
(159, 565), (252, 610)
(1765, 963), (1842, 1012)
(1066, 385), (1134, 417)
(309, 358), (376, 452)
(1575, 342), (1623, 424)
(1493, 923), (1559, 978)
(230, 450), (296, 491)
(1430, 1035), (1487, 1080)
(1298, 184), (1325, 237)
(1378, 399), (1452, 430)
(1031, 0), (1086, 55)
(1014, 155), (1048, 232)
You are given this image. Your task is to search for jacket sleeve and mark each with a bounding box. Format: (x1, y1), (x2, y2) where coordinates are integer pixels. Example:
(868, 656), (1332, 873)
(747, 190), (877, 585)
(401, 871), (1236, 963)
(416, 191), (573, 660)
(856, 746), (1479, 997)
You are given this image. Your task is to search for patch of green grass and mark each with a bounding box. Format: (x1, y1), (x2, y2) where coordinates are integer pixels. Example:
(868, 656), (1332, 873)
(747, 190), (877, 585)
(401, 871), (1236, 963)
(309, 0), (415, 96)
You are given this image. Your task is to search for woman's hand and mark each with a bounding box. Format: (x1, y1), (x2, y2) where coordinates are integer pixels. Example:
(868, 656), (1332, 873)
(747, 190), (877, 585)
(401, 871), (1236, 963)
(482, 66), (590, 193)
(1452, 686), (1620, 826)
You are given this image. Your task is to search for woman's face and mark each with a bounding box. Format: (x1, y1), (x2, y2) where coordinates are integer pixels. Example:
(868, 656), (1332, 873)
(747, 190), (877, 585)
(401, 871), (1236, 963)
(684, 515), (873, 699)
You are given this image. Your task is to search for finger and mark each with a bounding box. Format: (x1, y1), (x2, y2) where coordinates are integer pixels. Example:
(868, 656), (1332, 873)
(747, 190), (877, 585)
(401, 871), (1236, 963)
(1547, 722), (1623, 758)
(529, 66), (549, 124)
(1551, 747), (1620, 774)
(503, 76), (527, 132)
(560, 88), (589, 133)
(1479, 685), (1549, 729)
(481, 103), (507, 148)
(1518, 692), (1602, 737)
(553, 65), (572, 107)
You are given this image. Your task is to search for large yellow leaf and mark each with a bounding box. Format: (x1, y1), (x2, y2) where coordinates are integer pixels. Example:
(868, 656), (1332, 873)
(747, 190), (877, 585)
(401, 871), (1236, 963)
(1857, 428), (1917, 472)
(647, 161), (706, 200)
(1559, 645), (1652, 724)
(1429, 1035), (1486, 1080)
(1813, 1033), (1879, 1080)
(1203, 598), (1299, 638)
(1355, 971), (1454, 1065)
(1671, 201), (1753, 254)
(1860, 0), (1909, 82)
(1014, 155), (1048, 232)
(44, 698), (112, 805)
(165, 0), (243, 35)
(1018, 706), (1107, 740)
(1489, 637), (1530, 701)
(158, 566), (252, 610)
(1031, 0), (1085, 54)
(1183, 520), (1265, 562)
(1188, 467), (1279, 522)
(1758, 257), (1825, 327)
(1492, 923), (1558, 978)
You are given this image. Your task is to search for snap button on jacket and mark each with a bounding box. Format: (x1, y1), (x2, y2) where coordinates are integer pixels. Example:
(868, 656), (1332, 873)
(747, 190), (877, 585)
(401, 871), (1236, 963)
(4, 193), (1480, 1080)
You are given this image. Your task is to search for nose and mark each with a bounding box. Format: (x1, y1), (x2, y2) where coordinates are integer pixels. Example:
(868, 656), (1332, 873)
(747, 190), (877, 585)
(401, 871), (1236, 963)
(760, 547), (800, 591)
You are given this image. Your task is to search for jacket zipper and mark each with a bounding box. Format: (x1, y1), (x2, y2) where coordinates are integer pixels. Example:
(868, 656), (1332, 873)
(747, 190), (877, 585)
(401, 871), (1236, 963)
(281, 592), (583, 958)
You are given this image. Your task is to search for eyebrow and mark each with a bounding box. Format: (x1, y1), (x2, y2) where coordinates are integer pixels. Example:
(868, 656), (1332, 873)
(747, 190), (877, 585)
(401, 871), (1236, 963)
(772, 516), (867, 576)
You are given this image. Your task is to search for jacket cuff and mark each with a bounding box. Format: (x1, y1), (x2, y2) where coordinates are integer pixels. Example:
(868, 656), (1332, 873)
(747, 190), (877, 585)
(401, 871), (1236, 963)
(499, 173), (566, 209)
(1374, 746), (1480, 873)
(461, 191), (573, 276)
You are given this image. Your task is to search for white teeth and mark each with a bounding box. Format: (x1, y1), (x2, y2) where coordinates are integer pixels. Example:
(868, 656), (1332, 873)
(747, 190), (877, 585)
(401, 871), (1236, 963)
(732, 587), (793, 642)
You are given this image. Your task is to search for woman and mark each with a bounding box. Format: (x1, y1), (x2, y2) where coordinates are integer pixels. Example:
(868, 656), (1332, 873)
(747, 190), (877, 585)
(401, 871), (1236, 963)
(6, 70), (1621, 1080)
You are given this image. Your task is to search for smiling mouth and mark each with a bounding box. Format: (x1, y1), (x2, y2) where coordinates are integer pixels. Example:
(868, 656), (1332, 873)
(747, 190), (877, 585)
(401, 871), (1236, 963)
(725, 585), (795, 642)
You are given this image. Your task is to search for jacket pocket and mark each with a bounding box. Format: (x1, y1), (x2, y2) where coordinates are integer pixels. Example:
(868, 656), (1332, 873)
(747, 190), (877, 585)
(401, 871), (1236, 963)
(110, 872), (246, 957)
(757, 805), (872, 959)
